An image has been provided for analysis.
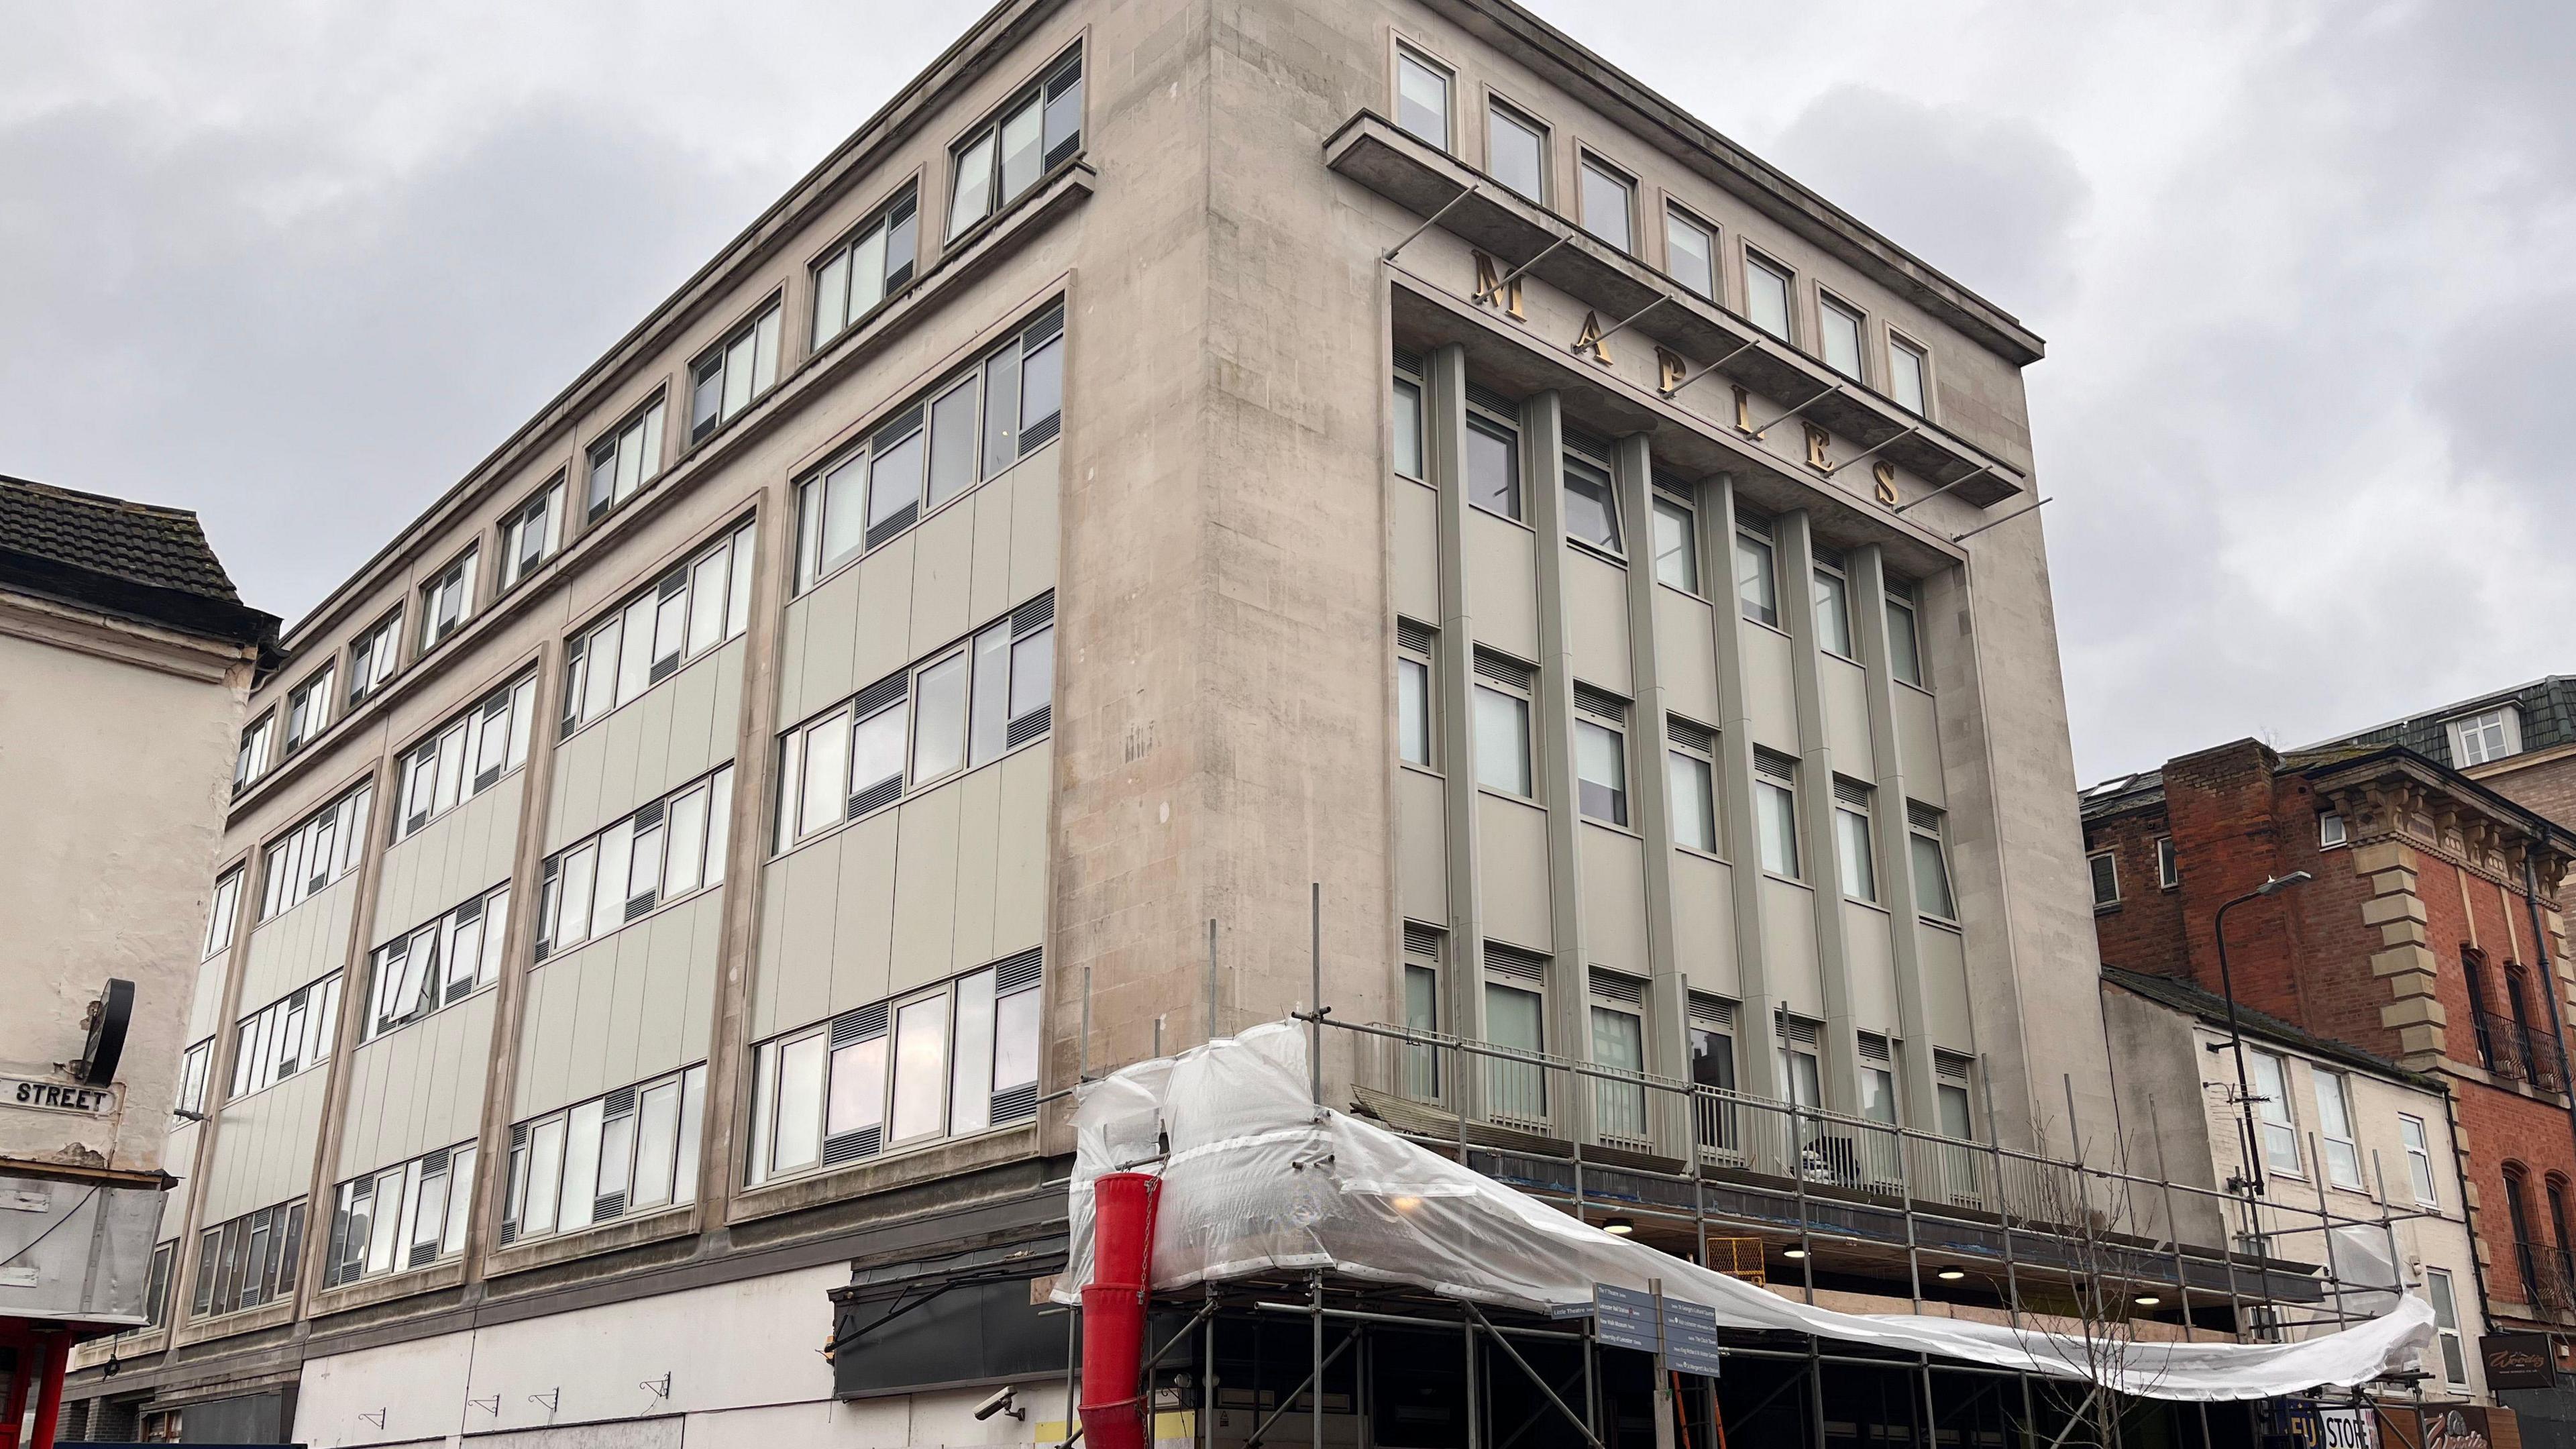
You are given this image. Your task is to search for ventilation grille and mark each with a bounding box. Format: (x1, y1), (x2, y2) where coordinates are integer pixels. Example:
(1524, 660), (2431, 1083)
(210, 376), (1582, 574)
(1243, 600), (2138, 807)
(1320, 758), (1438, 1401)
(1020, 411), (1063, 451)
(994, 947), (1044, 991)
(633, 800), (665, 830)
(1907, 801), (1943, 834)
(1564, 429), (1612, 465)
(1813, 545), (1846, 572)
(447, 974), (474, 1006)
(1393, 347), (1425, 376)
(993, 1083), (1040, 1122)
(854, 673), (909, 717)
(511, 1122), (530, 1148)
(1402, 921), (1443, 960)
(1474, 650), (1534, 691)
(823, 1126), (882, 1167)
(625, 891), (657, 922)
(1832, 777), (1873, 808)
(1688, 993), (1737, 1029)
(1858, 1032), (1892, 1065)
(1667, 717), (1715, 754)
(1028, 303), (1065, 343)
(1652, 476), (1695, 502)
(1466, 381), (1518, 418)
(1573, 684), (1629, 723)
(1735, 508), (1774, 539)
(498, 1221), (520, 1246)
(1935, 1051), (1972, 1082)
(1484, 943), (1548, 983)
(1013, 592), (1056, 634)
(604, 1086), (636, 1118)
(593, 1191), (626, 1222)
(407, 1241), (439, 1270)
(848, 775), (903, 818)
(1754, 748), (1797, 782)
(421, 1146), (451, 1175)
(1589, 970), (1646, 1006)
(834, 1002), (892, 1044)
(1776, 1014), (1821, 1049)
(1396, 617), (1436, 655)
(865, 502), (918, 549)
(1006, 706), (1052, 747)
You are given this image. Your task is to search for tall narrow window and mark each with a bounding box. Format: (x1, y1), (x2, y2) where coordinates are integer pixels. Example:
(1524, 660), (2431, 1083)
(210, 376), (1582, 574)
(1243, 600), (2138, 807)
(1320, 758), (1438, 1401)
(1745, 253), (1794, 341)
(1652, 494), (1698, 592)
(1688, 996), (1738, 1152)
(811, 187), (920, 348)
(2400, 1114), (2438, 1205)
(1403, 937), (1441, 1100)
(2248, 1049), (2299, 1175)
(1395, 48), (1450, 150)
(1562, 447), (1621, 553)
(1885, 584), (1923, 687)
(1474, 684), (1532, 798)
(205, 869), (242, 959)
(1396, 622), (1434, 769)
(1589, 975), (1648, 1141)
(1735, 518), (1778, 628)
(1465, 413), (1520, 521)
(1888, 335), (1929, 416)
(1578, 156), (1634, 254)
(1482, 966), (1546, 1121)
(283, 666), (334, 754)
(586, 398), (667, 521)
(1813, 564), (1854, 658)
(1776, 1016), (1823, 1109)
(1909, 804), (1957, 920)
(949, 50), (1083, 240)
(1574, 710), (1628, 827)
(417, 549), (478, 653)
(497, 478), (566, 593)
(2426, 1269), (2468, 1383)
(2156, 836), (2179, 890)
(1487, 101), (1546, 202)
(1392, 375), (1425, 480)
(347, 611), (400, 706)
(1832, 779), (1876, 903)
(1666, 719), (1717, 853)
(1754, 750), (1799, 879)
(235, 712), (275, 792)
(1818, 294), (1865, 380)
(1666, 209), (1717, 301)
(2088, 851), (2119, 908)
(689, 300), (783, 443)
(2314, 1071), (2362, 1189)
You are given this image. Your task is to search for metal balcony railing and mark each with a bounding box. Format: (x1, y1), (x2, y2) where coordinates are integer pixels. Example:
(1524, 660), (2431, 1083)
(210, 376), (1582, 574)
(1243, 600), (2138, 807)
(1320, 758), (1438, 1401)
(2517, 1240), (2576, 1313)
(2475, 1009), (2567, 1090)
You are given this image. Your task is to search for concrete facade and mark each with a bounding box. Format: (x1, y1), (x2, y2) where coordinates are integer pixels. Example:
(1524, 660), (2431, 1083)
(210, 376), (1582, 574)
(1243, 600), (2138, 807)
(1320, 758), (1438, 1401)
(64, 1), (2123, 1444)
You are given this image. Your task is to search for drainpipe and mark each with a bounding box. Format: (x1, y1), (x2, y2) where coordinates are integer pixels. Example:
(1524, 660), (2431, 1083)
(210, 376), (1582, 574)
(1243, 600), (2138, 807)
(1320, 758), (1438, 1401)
(1080, 1172), (1163, 1449)
(2520, 840), (2576, 1340)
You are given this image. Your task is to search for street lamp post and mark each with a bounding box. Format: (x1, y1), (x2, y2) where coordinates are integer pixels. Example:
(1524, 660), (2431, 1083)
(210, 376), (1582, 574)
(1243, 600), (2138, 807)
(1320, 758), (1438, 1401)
(2213, 871), (2312, 1197)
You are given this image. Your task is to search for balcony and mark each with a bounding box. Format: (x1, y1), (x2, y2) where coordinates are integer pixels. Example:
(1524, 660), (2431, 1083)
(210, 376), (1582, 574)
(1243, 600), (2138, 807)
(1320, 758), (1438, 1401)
(2475, 1008), (2567, 1091)
(2517, 1240), (2576, 1314)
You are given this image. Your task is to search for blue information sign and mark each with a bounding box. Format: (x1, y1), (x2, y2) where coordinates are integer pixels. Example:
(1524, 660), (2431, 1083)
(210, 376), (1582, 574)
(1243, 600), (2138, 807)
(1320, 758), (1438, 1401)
(1588, 1283), (1721, 1377)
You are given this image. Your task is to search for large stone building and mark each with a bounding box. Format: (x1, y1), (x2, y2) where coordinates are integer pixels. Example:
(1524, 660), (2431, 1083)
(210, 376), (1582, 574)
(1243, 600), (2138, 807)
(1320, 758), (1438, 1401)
(1, 476), (274, 1443)
(61, 0), (2150, 1444)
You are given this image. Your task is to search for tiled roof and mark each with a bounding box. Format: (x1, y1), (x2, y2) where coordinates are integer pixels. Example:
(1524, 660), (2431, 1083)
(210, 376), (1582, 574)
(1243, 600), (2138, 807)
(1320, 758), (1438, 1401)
(0, 474), (275, 647)
(2101, 965), (2440, 1091)
(2306, 676), (2576, 771)
(2077, 768), (2165, 820)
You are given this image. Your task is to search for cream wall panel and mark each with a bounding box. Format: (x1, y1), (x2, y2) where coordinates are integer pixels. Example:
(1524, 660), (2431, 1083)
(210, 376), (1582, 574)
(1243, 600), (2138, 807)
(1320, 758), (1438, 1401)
(1476, 794), (1552, 950)
(907, 494), (976, 657)
(159, 1121), (200, 1239)
(241, 875), (358, 1008)
(1393, 480), (1440, 625)
(1741, 627), (1799, 752)
(1652, 591), (1719, 726)
(1578, 824), (1646, 974)
(1841, 902), (1898, 1036)
(1895, 686), (1945, 807)
(1821, 656), (1874, 777)
(1006, 442), (1060, 604)
(756, 834), (855, 1040)
(1464, 513), (1539, 661)
(189, 951), (232, 1042)
(825, 815), (900, 1021)
(967, 471), (1019, 626)
(890, 783), (964, 996)
(849, 538), (918, 698)
(202, 1067), (329, 1223)
(777, 559), (855, 730)
(1758, 876), (1822, 1017)
(374, 782), (524, 948)
(1919, 925), (1974, 1052)
(989, 745), (1049, 960)
(1564, 553), (1630, 695)
(338, 989), (496, 1179)
(547, 641), (743, 851)
(1397, 767), (1448, 924)
(949, 764), (1005, 971)
(1672, 853), (1738, 998)
(511, 890), (723, 1121)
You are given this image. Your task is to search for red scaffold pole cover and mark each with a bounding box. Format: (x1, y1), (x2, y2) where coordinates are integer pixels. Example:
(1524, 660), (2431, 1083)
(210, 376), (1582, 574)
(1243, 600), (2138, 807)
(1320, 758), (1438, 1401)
(1079, 1171), (1163, 1449)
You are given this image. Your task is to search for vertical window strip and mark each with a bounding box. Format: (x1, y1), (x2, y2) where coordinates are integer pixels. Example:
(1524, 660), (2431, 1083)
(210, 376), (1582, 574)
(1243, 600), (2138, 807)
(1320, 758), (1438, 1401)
(947, 50), (1083, 241)
(585, 397), (669, 522)
(689, 300), (784, 443)
(562, 521), (757, 734)
(812, 187), (921, 350)
(346, 610), (402, 706)
(191, 1199), (306, 1319)
(497, 478), (567, 593)
(536, 765), (733, 961)
(258, 782), (374, 922)
(418, 549), (479, 653)
(394, 672), (538, 842)
(365, 882), (511, 1040)
(229, 973), (341, 1099)
(324, 1140), (478, 1287)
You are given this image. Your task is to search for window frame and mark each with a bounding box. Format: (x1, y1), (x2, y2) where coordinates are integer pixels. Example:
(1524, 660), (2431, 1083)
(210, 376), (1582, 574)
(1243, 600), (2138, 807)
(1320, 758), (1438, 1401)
(1576, 150), (1637, 255)
(283, 665), (335, 755)
(1832, 780), (1876, 904)
(1909, 804), (1958, 923)
(499, 1064), (706, 1249)
(2318, 810), (2348, 848)
(808, 183), (922, 352)
(1396, 623), (1436, 771)
(416, 547), (479, 654)
(2088, 849), (2120, 908)
(2314, 1069), (2363, 1190)
(345, 610), (401, 707)
(258, 782), (373, 922)
(230, 972), (343, 1101)
(1735, 519), (1780, 629)
(1391, 366), (1426, 482)
(560, 519), (756, 739)
(535, 767), (733, 961)
(1484, 95), (1550, 204)
(688, 294), (784, 445)
(325, 1139), (480, 1287)
(1812, 559), (1855, 659)
(1663, 203), (1719, 303)
(1470, 655), (1536, 800)
(1884, 582), (1925, 688)
(583, 392), (669, 525)
(2155, 836), (2179, 890)
(2447, 706), (2522, 767)
(1560, 445), (1623, 556)
(1886, 329), (1933, 419)
(1573, 706), (1629, 829)
(1463, 407), (1523, 523)
(1391, 42), (1454, 154)
(495, 476), (567, 595)
(2400, 1112), (2439, 1206)
(366, 883), (509, 1041)
(945, 46), (1085, 244)
(1650, 490), (1699, 594)
(1665, 719), (1719, 856)
(2425, 1266), (2468, 1384)
(235, 711), (275, 793)
(2247, 1047), (2302, 1177)
(392, 672), (537, 843)
(1817, 290), (1868, 382)
(1754, 751), (1801, 881)
(1743, 248), (1796, 344)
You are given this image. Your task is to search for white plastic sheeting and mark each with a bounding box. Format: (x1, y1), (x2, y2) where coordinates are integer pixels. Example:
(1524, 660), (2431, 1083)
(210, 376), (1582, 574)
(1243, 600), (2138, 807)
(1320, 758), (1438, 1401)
(1057, 1022), (2433, 1402)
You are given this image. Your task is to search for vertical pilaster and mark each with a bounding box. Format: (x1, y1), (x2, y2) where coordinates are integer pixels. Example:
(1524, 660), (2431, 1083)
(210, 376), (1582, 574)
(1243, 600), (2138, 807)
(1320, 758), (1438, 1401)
(1427, 345), (1489, 1081)
(1521, 390), (1595, 1140)
(1613, 435), (1690, 1154)
(1707, 478), (1780, 1102)
(1848, 545), (1938, 1129)
(1774, 510), (1860, 1116)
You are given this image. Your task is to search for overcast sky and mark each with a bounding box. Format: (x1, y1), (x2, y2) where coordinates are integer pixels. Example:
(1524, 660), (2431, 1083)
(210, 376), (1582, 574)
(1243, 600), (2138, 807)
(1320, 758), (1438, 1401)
(3, 1), (2568, 783)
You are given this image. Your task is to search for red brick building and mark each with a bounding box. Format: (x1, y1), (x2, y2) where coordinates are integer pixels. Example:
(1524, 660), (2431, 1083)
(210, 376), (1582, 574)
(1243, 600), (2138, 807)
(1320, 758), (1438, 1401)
(2080, 739), (2576, 1358)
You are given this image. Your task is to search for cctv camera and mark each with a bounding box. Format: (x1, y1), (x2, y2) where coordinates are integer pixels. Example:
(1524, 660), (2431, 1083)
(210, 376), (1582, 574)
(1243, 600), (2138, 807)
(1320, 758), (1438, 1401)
(973, 1386), (1024, 1422)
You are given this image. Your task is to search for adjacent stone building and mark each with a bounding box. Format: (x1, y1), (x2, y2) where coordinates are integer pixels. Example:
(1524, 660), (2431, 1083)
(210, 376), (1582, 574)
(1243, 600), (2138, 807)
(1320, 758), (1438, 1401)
(2314, 678), (2576, 833)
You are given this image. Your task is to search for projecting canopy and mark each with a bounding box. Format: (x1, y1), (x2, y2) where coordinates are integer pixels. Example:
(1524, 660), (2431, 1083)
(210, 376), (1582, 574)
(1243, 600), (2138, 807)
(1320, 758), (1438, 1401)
(1055, 1022), (2433, 1402)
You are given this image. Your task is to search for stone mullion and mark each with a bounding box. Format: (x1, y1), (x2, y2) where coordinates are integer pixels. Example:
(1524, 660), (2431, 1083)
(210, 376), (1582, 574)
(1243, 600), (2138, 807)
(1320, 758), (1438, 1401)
(1707, 478), (1780, 1103)
(1613, 434), (1689, 1156)
(1426, 343), (1489, 1111)
(1773, 510), (1860, 1117)
(1847, 544), (1938, 1130)
(1520, 390), (1595, 1144)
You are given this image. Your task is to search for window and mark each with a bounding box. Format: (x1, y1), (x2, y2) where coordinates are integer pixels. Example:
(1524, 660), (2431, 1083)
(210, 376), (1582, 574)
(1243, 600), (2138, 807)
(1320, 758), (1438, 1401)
(1667, 718), (1718, 853)
(1888, 334), (1929, 417)
(774, 598), (1053, 848)
(585, 397), (668, 522)
(2088, 850), (2120, 908)
(1578, 155), (1634, 254)
(231, 973), (341, 1098)
(537, 768), (729, 959)
(325, 1140), (477, 1285)
(346, 611), (400, 706)
(1394, 47), (1450, 150)
(1909, 803), (1957, 920)
(1813, 563), (1854, 658)
(1776, 1015), (1823, 1109)
(1935, 1051), (1976, 1139)
(811, 187), (920, 348)
(2249, 1049), (2300, 1175)
(690, 301), (783, 443)
(2506, 1165), (2541, 1299)
(748, 954), (1041, 1185)
(417, 549), (478, 653)
(1487, 101), (1546, 202)
(1833, 779), (1876, 903)
(1745, 252), (1794, 341)
(203, 869), (242, 959)
(1859, 1034), (1899, 1125)
(234, 712), (274, 792)
(1652, 494), (1698, 592)
(563, 522), (755, 734)
(1666, 208), (1717, 301)
(366, 885), (507, 1039)
(1562, 444), (1621, 553)
(1818, 294), (1865, 380)
(1688, 995), (1738, 1152)
(1402, 930), (1442, 1099)
(496, 478), (566, 594)
(2315, 1070), (2363, 1189)
(1471, 654), (1534, 798)
(190, 1199), (305, 1319)
(1574, 696), (1629, 827)
(1735, 517), (1778, 627)
(142, 1240), (176, 1329)
(1754, 749), (1800, 879)
(2401, 1114), (2439, 1205)
(1397, 621), (1434, 769)
(1464, 411), (1521, 521)
(504, 1065), (705, 1243)
(2449, 707), (2522, 767)
(1589, 972), (1648, 1141)
(949, 50), (1083, 241)
(2319, 811), (2348, 848)
(796, 305), (1063, 592)
(2155, 836), (2179, 890)
(2426, 1268), (2468, 1384)
(258, 784), (372, 920)
(176, 1038), (212, 1118)
(1482, 957), (1548, 1122)
(1392, 374), (1425, 480)
(1885, 583), (1923, 687)
(284, 667), (334, 753)
(393, 672), (535, 841)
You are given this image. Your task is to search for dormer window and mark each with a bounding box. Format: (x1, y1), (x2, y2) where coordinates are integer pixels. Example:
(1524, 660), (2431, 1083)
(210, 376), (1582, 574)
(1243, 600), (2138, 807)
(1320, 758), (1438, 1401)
(2447, 706), (2522, 767)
